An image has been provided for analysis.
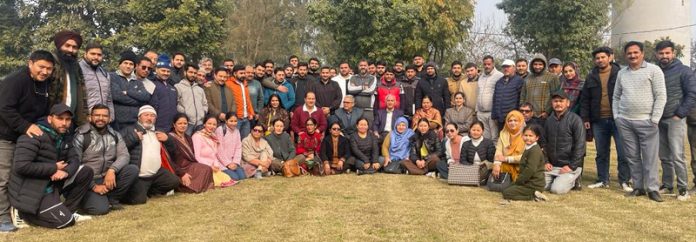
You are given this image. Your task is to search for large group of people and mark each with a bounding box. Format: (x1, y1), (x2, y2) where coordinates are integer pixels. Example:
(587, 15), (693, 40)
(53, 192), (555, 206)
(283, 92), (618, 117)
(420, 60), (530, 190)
(0, 29), (695, 232)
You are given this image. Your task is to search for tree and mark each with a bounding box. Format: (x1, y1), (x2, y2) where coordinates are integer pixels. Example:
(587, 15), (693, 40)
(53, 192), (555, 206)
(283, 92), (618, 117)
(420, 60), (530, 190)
(497, 0), (610, 73)
(308, 0), (473, 66)
(0, 0), (32, 76)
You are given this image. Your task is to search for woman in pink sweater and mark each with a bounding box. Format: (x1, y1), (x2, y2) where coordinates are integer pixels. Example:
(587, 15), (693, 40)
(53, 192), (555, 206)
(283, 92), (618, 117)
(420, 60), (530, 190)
(192, 115), (246, 181)
(216, 113), (256, 179)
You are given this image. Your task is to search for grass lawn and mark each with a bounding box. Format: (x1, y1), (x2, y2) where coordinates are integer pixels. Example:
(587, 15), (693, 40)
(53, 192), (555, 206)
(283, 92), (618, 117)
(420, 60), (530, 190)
(4, 142), (696, 242)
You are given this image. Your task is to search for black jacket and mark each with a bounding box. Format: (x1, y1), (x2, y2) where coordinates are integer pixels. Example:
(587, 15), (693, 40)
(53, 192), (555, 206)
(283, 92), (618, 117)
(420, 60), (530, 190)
(0, 67), (50, 141)
(409, 131), (443, 161)
(9, 123), (80, 214)
(580, 62), (620, 123)
(659, 59), (696, 119)
(120, 123), (176, 169)
(458, 138), (496, 165)
(319, 135), (351, 162)
(415, 74), (450, 116)
(544, 110), (585, 170)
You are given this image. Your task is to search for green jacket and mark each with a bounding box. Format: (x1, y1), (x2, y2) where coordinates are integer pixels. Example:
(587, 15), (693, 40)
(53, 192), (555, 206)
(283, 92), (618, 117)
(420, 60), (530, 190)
(514, 144), (546, 190)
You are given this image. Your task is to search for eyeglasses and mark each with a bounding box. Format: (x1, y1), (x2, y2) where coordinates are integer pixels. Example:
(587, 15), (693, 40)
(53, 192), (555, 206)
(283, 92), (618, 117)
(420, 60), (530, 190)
(140, 66), (152, 71)
(331, 127), (341, 131)
(447, 129), (457, 133)
(252, 129), (263, 133)
(520, 110), (532, 113)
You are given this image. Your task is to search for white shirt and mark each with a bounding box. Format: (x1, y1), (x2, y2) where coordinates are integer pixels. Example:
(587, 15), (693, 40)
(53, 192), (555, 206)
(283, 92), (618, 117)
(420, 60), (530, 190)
(237, 80), (249, 118)
(139, 130), (162, 177)
(332, 74), (351, 108)
(384, 109), (394, 132)
(64, 73), (72, 107)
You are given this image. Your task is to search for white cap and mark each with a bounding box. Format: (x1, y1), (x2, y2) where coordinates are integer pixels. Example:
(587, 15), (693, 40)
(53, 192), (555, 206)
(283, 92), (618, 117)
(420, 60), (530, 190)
(138, 105), (157, 117)
(501, 59), (515, 67)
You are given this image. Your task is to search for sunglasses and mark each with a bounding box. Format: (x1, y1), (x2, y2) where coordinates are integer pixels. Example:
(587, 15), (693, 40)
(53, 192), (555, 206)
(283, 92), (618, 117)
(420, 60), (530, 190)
(252, 129), (263, 133)
(447, 129), (457, 133)
(140, 66), (152, 71)
(520, 110), (532, 113)
(331, 127), (341, 131)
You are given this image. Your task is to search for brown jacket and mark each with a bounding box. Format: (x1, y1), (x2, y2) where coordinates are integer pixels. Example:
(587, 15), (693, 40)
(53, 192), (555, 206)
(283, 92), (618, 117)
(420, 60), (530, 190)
(204, 82), (236, 119)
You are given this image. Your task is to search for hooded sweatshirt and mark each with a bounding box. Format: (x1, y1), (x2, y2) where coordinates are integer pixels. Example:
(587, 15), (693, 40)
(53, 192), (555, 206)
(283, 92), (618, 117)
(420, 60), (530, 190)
(520, 54), (560, 117)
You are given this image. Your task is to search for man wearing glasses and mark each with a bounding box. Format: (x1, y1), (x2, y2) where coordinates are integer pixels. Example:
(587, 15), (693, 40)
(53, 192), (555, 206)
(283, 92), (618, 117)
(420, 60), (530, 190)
(135, 57), (156, 95)
(329, 95), (364, 137)
(0, 50), (56, 232)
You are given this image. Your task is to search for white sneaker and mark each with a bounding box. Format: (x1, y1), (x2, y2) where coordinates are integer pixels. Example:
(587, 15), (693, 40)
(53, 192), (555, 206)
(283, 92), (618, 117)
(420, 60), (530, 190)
(677, 190), (690, 201)
(165, 190), (175, 196)
(621, 183), (634, 193)
(73, 213), (92, 223)
(587, 182), (608, 189)
(534, 191), (548, 202)
(10, 207), (28, 228)
(425, 172), (436, 178)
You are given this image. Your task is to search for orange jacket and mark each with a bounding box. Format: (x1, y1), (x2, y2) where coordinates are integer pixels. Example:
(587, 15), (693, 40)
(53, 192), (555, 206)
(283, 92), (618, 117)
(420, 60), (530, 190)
(225, 77), (255, 119)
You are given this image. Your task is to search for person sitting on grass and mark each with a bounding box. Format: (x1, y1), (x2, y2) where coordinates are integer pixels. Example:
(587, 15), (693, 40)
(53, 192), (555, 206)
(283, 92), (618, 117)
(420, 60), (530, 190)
(266, 118), (305, 176)
(491, 110), (526, 184)
(434, 123), (467, 179)
(320, 121), (352, 175)
(402, 118), (442, 176)
(296, 118), (323, 175)
(216, 113), (256, 179)
(381, 117), (414, 174)
(242, 124), (278, 177)
(350, 118), (381, 175)
(543, 91), (585, 195)
(192, 115), (244, 182)
(169, 114), (214, 194)
(439, 121), (497, 180)
(502, 124), (548, 203)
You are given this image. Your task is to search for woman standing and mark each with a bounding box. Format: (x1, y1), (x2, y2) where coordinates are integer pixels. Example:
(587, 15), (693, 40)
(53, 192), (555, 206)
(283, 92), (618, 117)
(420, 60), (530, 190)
(350, 118), (381, 175)
(169, 114), (214, 193)
(402, 118), (443, 176)
(381, 117), (414, 174)
(257, 94), (291, 135)
(444, 92), (475, 137)
(320, 122), (352, 175)
(560, 62), (585, 114)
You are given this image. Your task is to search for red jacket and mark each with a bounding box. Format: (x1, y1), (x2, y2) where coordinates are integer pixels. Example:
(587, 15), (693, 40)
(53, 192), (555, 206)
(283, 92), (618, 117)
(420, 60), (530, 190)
(296, 131), (322, 156)
(375, 77), (401, 110)
(291, 105), (327, 134)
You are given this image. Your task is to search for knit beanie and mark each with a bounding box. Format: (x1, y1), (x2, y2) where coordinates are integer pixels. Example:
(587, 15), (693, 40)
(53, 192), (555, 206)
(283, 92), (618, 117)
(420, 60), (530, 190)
(138, 105), (157, 116)
(119, 50), (137, 64)
(156, 55), (171, 69)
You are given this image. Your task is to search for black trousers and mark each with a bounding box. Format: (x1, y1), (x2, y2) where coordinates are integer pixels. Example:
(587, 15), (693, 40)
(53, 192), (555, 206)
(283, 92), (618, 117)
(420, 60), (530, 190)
(81, 164), (139, 215)
(122, 168), (180, 205)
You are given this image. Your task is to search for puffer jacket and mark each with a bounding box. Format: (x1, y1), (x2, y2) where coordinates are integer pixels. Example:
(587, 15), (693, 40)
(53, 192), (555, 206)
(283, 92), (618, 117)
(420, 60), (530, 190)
(543, 110), (585, 170)
(175, 80), (208, 127)
(73, 123), (130, 184)
(520, 54), (560, 116)
(110, 70), (151, 131)
(375, 77), (402, 110)
(659, 59), (696, 119)
(9, 122), (80, 214)
(79, 59), (114, 121)
(491, 74), (524, 121)
(149, 77), (179, 132)
(409, 131), (444, 161)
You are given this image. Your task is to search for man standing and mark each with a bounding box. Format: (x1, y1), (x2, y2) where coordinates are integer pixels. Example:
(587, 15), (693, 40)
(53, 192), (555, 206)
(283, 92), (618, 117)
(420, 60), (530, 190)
(49, 30), (90, 125)
(415, 63), (450, 117)
(446, 61), (465, 104)
(516, 58), (529, 79)
(375, 60), (387, 80)
(226, 65), (256, 138)
(148, 55), (178, 132)
(492, 59), (524, 130)
(198, 57), (214, 82)
(393, 60), (405, 80)
(348, 60), (378, 125)
(543, 92), (585, 195)
(291, 62), (318, 110)
(121, 106), (180, 204)
(520, 54), (560, 120)
(412, 55), (427, 80)
(329, 95), (364, 137)
(175, 64), (208, 135)
(263, 60), (275, 78)
(9, 104), (94, 229)
(0, 51), (55, 232)
(263, 68), (296, 111)
(111, 52), (151, 131)
(399, 65), (420, 118)
(614, 41), (666, 202)
(245, 65), (265, 125)
(548, 58), (563, 76)
(74, 104), (138, 214)
(204, 68), (235, 122)
(136, 57), (156, 95)
(654, 40), (696, 200)
(308, 57), (321, 79)
(477, 55), (504, 140)
(581, 47), (632, 192)
(314, 67), (343, 116)
(331, 61), (352, 107)
(170, 52), (186, 85)
(460, 62), (478, 111)
(79, 42), (115, 123)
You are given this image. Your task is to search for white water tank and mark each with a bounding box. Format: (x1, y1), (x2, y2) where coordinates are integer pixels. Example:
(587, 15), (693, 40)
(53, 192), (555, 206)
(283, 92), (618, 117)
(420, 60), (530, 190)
(611, 0), (691, 65)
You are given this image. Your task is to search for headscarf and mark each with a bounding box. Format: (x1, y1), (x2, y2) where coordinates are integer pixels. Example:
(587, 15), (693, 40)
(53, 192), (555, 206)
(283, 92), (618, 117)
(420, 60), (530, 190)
(389, 117), (414, 160)
(560, 62), (584, 111)
(502, 110), (525, 156)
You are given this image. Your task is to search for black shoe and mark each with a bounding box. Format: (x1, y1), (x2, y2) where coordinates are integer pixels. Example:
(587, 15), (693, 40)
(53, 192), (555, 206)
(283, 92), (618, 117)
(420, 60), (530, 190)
(625, 189), (646, 197)
(109, 200), (125, 211)
(648, 191), (664, 202)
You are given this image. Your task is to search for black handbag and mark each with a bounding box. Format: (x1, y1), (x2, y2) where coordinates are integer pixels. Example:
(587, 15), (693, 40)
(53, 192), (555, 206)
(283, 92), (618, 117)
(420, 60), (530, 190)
(383, 160), (403, 174)
(486, 172), (512, 192)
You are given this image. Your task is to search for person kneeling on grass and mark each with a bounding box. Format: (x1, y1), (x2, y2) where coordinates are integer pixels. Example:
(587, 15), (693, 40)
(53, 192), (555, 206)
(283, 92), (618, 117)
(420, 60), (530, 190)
(437, 121), (496, 180)
(402, 118), (442, 176)
(381, 117), (414, 174)
(193, 115), (244, 183)
(296, 118), (323, 175)
(242, 124), (278, 178)
(9, 104), (94, 229)
(502, 124), (548, 202)
(320, 122), (352, 175)
(350, 118), (381, 175)
(543, 91), (585, 195)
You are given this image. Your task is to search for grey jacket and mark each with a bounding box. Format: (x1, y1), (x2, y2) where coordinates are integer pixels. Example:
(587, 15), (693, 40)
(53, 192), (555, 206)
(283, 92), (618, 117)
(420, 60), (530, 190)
(175, 79), (208, 127)
(74, 123), (130, 185)
(79, 59), (114, 120)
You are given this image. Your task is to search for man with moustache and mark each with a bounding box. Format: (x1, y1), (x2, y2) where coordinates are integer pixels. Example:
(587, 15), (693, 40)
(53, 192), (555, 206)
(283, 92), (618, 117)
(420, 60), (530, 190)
(446, 61), (465, 104)
(520, 54), (559, 120)
(393, 60), (405, 80)
(148, 55), (178, 132)
(48, 30), (90, 126)
(331, 61), (352, 107)
(516, 59), (529, 79)
(460, 62), (479, 111)
(412, 54), (427, 80)
(244, 65), (265, 125)
(79, 42), (114, 123)
(348, 60), (378, 125)
(308, 57), (321, 79)
(175, 64), (208, 135)
(314, 66), (343, 116)
(111, 52), (151, 131)
(169, 52), (186, 85)
(477, 55), (504, 141)
(0, 50), (56, 232)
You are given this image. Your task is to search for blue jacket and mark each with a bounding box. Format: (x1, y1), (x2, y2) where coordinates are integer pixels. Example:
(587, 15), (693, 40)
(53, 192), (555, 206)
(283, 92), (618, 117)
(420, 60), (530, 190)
(659, 59), (696, 119)
(149, 78), (178, 132)
(263, 80), (295, 111)
(492, 74), (524, 121)
(110, 71), (151, 131)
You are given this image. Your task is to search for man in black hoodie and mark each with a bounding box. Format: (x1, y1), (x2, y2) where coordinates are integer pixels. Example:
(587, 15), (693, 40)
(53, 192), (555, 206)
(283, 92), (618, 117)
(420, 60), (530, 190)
(415, 62), (450, 117)
(0, 50), (56, 232)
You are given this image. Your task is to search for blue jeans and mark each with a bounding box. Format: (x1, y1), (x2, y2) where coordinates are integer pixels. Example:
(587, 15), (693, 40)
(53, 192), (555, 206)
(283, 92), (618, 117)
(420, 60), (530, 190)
(223, 166), (247, 181)
(237, 118), (251, 139)
(592, 118), (630, 184)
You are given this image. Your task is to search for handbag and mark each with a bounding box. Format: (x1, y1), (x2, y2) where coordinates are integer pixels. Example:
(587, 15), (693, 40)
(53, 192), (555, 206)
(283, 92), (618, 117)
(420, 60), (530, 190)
(282, 159), (302, 177)
(212, 170), (235, 187)
(383, 159), (403, 174)
(448, 162), (488, 186)
(486, 172), (512, 192)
